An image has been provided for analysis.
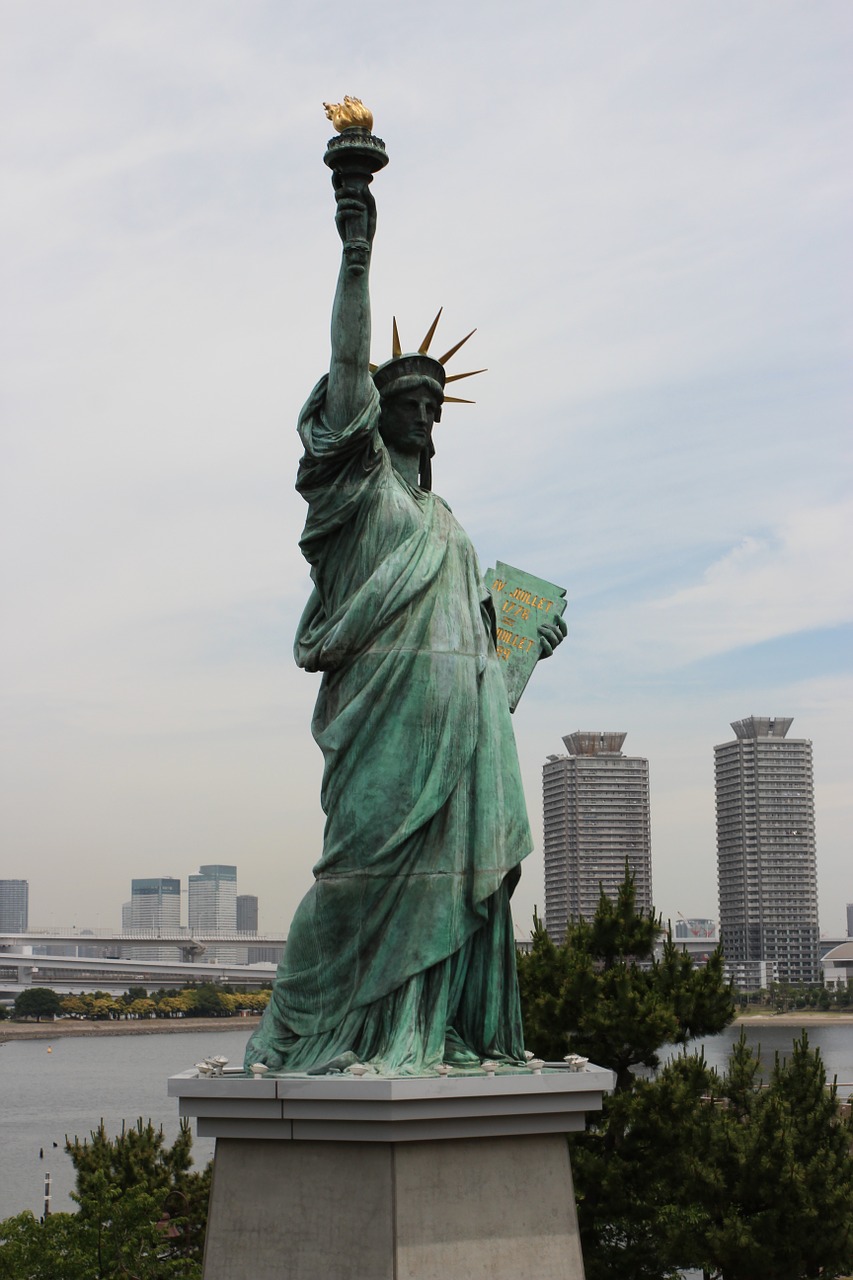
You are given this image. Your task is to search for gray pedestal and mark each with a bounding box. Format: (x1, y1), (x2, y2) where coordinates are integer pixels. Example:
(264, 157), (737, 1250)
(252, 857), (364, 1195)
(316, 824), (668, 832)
(169, 1066), (613, 1280)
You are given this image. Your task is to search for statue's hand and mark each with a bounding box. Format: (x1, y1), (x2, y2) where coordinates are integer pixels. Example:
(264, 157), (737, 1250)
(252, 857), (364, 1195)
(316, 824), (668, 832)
(537, 613), (567, 660)
(333, 171), (377, 246)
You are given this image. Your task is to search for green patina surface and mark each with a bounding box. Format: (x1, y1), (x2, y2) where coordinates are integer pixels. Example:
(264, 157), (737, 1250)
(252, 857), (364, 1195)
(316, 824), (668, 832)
(486, 562), (568, 711)
(244, 119), (564, 1077)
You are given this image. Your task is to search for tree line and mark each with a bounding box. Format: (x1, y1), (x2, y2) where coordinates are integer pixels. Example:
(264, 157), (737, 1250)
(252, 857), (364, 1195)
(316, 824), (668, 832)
(2, 982), (271, 1023)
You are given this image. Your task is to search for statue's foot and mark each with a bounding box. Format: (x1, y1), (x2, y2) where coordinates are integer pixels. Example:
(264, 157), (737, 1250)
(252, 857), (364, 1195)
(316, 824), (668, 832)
(443, 1027), (481, 1067)
(244, 1032), (285, 1072)
(306, 1050), (360, 1075)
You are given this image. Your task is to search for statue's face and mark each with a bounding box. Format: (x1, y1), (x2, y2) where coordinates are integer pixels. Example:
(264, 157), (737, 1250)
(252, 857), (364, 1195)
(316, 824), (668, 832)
(379, 387), (441, 457)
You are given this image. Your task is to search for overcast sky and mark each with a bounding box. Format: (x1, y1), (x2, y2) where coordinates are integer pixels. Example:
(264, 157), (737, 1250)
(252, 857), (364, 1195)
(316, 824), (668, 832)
(2, 1), (851, 940)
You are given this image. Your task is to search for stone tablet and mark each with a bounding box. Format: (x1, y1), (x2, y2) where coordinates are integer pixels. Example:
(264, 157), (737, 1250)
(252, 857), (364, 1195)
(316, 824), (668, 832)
(486, 562), (568, 711)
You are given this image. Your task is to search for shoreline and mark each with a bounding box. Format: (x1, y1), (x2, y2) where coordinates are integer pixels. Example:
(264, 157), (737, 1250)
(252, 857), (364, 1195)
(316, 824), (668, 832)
(2, 1012), (852, 1044)
(0, 1016), (261, 1043)
(733, 1012), (853, 1026)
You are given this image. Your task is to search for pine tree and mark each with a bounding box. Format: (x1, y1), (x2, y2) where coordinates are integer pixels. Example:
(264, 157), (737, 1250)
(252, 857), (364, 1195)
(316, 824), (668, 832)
(517, 874), (734, 1089)
(693, 1033), (853, 1280)
(66, 1118), (211, 1268)
(517, 871), (736, 1279)
(517, 882), (853, 1280)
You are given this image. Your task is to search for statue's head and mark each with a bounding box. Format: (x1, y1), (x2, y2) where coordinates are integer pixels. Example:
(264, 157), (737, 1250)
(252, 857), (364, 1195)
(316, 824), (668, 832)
(375, 359), (444, 489)
(373, 353), (445, 414)
(371, 313), (483, 489)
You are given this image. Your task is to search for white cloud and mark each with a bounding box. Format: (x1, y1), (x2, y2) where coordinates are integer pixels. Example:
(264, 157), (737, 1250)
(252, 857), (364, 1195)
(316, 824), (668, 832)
(647, 500), (853, 661)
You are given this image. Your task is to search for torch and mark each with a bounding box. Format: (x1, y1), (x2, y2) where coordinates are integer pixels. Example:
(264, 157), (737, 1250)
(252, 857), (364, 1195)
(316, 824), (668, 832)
(323, 97), (388, 276)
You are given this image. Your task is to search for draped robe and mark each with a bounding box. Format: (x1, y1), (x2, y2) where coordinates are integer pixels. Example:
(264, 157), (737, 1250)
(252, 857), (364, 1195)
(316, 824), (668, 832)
(244, 378), (533, 1075)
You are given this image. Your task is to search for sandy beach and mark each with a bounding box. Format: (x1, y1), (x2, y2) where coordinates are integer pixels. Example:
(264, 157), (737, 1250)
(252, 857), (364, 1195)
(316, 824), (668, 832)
(734, 1012), (853, 1026)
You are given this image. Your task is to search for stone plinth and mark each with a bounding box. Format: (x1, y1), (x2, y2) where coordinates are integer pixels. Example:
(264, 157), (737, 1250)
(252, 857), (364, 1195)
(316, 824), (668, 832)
(169, 1066), (614, 1280)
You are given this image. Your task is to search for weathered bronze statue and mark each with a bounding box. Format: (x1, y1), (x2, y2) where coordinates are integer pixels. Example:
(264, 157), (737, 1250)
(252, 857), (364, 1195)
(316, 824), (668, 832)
(244, 106), (565, 1076)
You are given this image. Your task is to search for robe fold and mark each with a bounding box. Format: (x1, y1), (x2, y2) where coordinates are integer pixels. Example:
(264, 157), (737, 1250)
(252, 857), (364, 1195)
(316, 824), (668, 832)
(245, 378), (533, 1074)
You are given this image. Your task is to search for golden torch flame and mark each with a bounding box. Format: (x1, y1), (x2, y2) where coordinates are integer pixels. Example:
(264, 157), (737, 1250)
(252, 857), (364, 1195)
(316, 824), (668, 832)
(323, 96), (374, 133)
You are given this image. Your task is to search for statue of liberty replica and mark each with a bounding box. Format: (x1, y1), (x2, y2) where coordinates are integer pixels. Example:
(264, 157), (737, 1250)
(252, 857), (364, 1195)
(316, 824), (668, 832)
(245, 99), (565, 1077)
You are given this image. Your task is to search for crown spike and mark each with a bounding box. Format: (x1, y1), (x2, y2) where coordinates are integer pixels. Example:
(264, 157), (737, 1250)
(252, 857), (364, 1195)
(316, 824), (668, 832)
(445, 368), (487, 384)
(418, 308), (443, 354)
(438, 328), (476, 365)
(392, 318), (402, 359)
(442, 395), (476, 404)
(368, 362), (378, 373)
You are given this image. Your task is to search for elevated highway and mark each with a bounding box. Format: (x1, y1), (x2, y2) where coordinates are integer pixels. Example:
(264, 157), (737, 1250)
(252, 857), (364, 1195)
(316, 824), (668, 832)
(0, 930), (286, 997)
(0, 929), (286, 963)
(0, 951), (279, 997)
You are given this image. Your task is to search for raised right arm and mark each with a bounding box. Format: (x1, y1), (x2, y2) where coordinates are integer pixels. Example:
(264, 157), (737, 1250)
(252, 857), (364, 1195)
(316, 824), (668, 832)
(324, 174), (377, 434)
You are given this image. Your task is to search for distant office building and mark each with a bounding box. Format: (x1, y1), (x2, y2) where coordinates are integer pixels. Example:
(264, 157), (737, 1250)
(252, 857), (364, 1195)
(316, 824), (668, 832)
(0, 880), (29, 932)
(715, 716), (819, 986)
(236, 895), (259, 933)
(189, 865), (239, 962)
(543, 732), (652, 943)
(122, 877), (182, 961)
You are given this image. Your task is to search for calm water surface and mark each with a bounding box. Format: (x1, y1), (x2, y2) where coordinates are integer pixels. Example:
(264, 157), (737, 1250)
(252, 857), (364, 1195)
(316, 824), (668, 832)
(0, 1028), (249, 1219)
(669, 1021), (853, 1083)
(1, 1021), (851, 1220)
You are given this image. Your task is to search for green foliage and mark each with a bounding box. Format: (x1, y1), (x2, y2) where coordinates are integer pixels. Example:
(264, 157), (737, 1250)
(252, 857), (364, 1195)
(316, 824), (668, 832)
(13, 987), (63, 1021)
(516, 875), (850, 1277)
(569, 1034), (853, 1280)
(0, 1121), (210, 1278)
(517, 874), (735, 1088)
(0, 1002), (9, 1020)
(121, 984), (151, 1005)
(181, 982), (233, 1018)
(56, 984), (270, 1022)
(0, 1182), (202, 1278)
(65, 1117), (210, 1261)
(0, 1211), (92, 1279)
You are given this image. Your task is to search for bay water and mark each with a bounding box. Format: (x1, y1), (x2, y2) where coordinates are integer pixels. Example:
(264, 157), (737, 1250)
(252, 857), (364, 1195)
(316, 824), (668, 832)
(1, 1021), (851, 1220)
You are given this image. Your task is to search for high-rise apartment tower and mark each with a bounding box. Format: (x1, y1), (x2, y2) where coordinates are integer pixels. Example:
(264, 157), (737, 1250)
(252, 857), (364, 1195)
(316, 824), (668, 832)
(543, 732), (652, 943)
(0, 880), (29, 932)
(715, 716), (819, 986)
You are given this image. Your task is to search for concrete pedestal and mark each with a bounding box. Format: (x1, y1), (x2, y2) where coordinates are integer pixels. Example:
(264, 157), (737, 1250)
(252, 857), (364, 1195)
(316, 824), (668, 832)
(169, 1066), (613, 1280)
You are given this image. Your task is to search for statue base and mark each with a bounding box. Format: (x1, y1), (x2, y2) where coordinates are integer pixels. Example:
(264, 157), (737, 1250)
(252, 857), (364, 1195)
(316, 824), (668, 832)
(169, 1066), (613, 1280)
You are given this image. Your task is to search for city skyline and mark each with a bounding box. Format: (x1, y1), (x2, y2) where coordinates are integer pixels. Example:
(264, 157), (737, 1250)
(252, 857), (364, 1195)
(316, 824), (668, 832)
(4, 703), (848, 948)
(1, 5), (850, 941)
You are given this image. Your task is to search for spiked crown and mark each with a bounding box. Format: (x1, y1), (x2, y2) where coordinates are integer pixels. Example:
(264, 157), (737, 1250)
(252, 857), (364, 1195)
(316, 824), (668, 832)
(370, 310), (485, 406)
